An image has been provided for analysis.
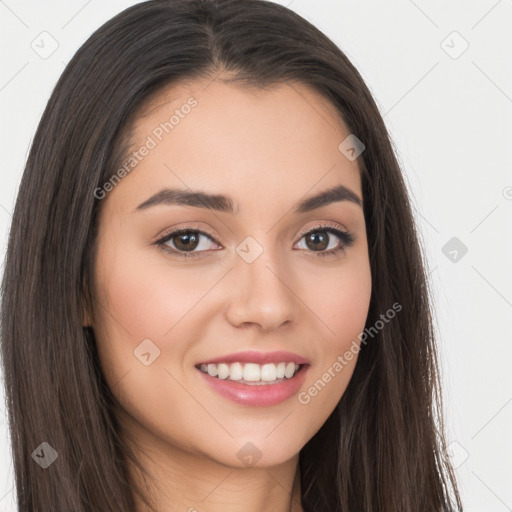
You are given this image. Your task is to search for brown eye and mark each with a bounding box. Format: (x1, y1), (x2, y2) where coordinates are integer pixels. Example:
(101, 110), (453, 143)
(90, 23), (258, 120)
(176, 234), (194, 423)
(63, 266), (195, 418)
(295, 226), (355, 257)
(154, 227), (221, 259)
(304, 231), (329, 251)
(172, 231), (200, 251)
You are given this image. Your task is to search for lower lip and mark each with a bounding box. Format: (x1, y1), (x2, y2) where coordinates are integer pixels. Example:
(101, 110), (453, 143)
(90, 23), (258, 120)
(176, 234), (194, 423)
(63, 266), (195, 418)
(196, 365), (309, 407)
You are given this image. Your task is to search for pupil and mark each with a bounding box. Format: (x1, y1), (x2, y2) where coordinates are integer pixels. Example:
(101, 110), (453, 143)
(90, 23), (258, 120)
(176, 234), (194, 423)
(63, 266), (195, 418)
(175, 232), (198, 251)
(307, 231), (328, 251)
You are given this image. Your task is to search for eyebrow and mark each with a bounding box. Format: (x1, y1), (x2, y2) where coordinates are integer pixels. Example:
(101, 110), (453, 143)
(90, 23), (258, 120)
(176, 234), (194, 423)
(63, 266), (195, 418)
(134, 184), (362, 214)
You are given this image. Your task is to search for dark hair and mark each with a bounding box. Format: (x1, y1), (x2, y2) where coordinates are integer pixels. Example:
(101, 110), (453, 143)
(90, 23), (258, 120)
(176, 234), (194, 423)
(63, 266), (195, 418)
(1, 0), (462, 510)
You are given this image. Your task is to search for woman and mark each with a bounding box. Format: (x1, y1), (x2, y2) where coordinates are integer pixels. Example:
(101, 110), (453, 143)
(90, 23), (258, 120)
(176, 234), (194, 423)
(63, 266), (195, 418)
(0, 0), (462, 510)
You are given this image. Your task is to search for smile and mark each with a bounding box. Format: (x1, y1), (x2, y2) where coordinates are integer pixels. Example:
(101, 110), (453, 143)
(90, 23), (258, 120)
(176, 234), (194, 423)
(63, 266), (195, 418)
(195, 362), (309, 407)
(197, 361), (301, 384)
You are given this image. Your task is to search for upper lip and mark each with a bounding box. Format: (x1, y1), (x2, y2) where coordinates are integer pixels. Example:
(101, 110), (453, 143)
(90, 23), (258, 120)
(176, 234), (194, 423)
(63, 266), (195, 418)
(196, 350), (309, 366)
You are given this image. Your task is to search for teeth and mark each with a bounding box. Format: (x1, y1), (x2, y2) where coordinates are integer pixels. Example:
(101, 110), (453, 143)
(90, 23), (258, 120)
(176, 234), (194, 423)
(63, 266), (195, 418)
(198, 362), (301, 382)
(261, 363), (276, 381)
(207, 363), (217, 377)
(217, 363), (230, 379)
(284, 362), (296, 378)
(243, 363), (261, 382)
(229, 362), (243, 380)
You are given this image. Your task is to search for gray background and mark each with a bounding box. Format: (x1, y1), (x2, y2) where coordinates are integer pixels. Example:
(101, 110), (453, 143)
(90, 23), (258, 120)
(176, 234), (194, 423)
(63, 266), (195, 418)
(1, 0), (511, 510)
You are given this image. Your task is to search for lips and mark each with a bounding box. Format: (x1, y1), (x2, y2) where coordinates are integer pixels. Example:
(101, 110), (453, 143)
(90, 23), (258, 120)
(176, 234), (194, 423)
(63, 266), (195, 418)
(196, 350), (309, 366)
(194, 350), (310, 406)
(196, 363), (309, 406)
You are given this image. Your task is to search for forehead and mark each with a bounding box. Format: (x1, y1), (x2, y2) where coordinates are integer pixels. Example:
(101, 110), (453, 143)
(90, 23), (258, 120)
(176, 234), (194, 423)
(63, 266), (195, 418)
(107, 77), (362, 214)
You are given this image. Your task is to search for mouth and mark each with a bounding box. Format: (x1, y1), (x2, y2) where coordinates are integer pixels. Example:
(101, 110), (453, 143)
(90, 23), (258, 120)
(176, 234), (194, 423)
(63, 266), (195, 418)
(195, 361), (304, 385)
(194, 352), (310, 406)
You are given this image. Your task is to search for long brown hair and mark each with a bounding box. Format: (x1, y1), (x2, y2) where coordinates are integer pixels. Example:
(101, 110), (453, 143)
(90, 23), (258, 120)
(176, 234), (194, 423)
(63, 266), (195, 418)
(1, 0), (462, 510)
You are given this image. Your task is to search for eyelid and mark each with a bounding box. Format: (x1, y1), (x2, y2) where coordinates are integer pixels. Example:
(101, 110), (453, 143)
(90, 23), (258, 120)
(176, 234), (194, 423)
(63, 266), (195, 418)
(152, 223), (219, 245)
(295, 221), (349, 239)
(152, 223), (222, 261)
(153, 221), (355, 258)
(294, 222), (355, 257)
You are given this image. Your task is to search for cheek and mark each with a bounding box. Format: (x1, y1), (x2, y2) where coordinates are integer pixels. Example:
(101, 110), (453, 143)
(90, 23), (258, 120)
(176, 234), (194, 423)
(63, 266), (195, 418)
(335, 266), (372, 341)
(91, 244), (211, 437)
(301, 254), (372, 347)
(295, 255), (371, 419)
(91, 238), (227, 413)
(94, 239), (216, 341)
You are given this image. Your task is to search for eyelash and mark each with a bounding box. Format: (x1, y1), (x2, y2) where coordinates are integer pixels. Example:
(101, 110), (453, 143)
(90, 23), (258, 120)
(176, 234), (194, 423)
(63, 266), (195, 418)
(154, 223), (355, 260)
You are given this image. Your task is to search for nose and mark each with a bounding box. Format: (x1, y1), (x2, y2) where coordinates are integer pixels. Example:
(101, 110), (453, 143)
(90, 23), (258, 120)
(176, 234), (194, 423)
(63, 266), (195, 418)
(225, 244), (298, 332)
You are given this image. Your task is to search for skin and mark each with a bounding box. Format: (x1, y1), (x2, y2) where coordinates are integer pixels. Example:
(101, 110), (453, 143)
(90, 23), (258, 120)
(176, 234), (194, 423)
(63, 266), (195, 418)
(85, 76), (372, 512)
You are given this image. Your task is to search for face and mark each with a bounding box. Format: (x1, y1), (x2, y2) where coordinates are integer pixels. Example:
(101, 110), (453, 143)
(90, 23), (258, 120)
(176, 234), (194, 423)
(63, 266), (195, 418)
(87, 77), (372, 470)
